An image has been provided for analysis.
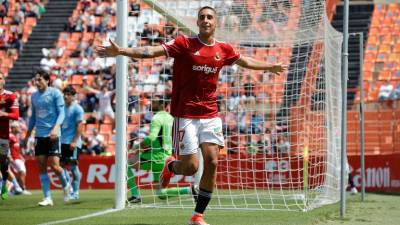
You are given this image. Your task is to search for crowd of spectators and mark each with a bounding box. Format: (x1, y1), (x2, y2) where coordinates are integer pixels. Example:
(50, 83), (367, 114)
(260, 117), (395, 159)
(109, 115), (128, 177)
(1, 0), (47, 76)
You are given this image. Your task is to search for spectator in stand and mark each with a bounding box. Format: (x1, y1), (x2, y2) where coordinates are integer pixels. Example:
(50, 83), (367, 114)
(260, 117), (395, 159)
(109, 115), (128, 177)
(139, 22), (161, 46)
(276, 133), (290, 155)
(40, 50), (58, 73)
(11, 6), (25, 25)
(164, 21), (178, 41)
(378, 81), (393, 102)
(87, 129), (105, 155)
(129, 0), (140, 17)
(249, 113), (263, 134)
(0, 2), (7, 20)
(18, 91), (30, 122)
(85, 85), (115, 130)
(0, 28), (8, 50)
(390, 83), (400, 100)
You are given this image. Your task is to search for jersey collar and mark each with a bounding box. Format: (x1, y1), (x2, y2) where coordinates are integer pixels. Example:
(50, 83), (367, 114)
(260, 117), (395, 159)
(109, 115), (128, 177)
(197, 35), (215, 46)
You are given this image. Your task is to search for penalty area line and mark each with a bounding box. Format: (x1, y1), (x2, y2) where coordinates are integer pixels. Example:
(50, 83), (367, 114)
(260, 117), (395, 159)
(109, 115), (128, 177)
(37, 208), (124, 225)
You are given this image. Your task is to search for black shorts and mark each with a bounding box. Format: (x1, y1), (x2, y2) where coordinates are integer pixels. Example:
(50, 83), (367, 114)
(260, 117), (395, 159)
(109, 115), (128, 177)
(60, 144), (80, 164)
(34, 137), (61, 157)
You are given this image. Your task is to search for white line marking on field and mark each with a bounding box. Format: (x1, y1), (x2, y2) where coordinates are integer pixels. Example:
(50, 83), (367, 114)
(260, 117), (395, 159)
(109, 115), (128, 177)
(37, 208), (124, 225)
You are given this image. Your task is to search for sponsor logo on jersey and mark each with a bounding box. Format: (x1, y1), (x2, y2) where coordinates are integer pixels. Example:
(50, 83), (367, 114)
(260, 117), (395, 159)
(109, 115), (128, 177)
(192, 65), (218, 74)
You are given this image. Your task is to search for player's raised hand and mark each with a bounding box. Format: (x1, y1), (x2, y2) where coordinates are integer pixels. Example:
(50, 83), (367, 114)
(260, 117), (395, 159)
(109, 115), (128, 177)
(269, 63), (288, 75)
(95, 39), (120, 57)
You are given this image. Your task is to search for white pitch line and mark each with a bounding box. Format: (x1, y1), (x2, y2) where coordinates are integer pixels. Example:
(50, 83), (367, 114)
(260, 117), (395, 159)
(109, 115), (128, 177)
(37, 208), (124, 225)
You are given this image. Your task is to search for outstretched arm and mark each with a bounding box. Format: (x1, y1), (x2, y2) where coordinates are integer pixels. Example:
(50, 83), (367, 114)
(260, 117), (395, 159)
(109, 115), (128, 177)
(95, 39), (166, 59)
(235, 56), (287, 74)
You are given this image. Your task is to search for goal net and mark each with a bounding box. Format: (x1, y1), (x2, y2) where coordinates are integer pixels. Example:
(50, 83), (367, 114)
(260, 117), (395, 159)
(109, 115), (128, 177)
(123, 0), (343, 211)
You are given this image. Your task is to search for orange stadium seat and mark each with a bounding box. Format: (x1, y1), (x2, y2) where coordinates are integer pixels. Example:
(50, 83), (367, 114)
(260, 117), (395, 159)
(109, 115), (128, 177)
(99, 124), (112, 134)
(363, 62), (375, 73)
(393, 43), (400, 53)
(378, 70), (391, 81)
(376, 52), (389, 62)
(363, 71), (373, 81)
(392, 71), (400, 80)
(364, 52), (376, 62)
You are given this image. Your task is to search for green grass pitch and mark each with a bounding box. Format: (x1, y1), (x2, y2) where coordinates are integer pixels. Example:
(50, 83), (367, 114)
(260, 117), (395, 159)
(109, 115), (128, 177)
(0, 190), (399, 225)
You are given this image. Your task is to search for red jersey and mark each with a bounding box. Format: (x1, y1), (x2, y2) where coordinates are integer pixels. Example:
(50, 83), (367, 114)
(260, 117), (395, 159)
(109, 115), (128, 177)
(9, 133), (22, 160)
(162, 35), (240, 119)
(0, 90), (19, 139)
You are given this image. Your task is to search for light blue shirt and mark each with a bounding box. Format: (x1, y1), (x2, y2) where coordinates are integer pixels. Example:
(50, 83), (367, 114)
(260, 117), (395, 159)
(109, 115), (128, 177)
(28, 87), (65, 137)
(61, 102), (84, 148)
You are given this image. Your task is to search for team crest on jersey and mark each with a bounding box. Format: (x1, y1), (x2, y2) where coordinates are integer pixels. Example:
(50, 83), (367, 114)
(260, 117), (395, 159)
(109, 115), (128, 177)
(215, 52), (221, 61)
(180, 142), (185, 150)
(194, 50), (200, 56)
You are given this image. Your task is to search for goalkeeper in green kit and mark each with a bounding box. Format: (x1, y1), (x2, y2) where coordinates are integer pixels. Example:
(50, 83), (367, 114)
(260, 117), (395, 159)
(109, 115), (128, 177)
(127, 97), (198, 203)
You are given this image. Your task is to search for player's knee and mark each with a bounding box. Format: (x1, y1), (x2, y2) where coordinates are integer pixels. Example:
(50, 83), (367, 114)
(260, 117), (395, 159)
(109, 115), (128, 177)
(204, 158), (218, 171)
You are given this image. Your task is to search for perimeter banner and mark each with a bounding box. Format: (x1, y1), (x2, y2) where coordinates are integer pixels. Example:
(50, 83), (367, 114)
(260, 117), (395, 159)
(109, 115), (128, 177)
(23, 154), (400, 192)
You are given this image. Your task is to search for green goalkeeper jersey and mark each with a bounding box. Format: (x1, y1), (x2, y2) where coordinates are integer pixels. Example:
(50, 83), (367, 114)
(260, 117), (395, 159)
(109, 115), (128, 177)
(141, 111), (174, 163)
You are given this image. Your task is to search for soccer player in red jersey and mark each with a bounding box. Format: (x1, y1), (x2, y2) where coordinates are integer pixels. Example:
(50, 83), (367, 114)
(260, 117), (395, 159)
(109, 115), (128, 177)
(0, 72), (19, 200)
(9, 121), (31, 195)
(96, 6), (286, 225)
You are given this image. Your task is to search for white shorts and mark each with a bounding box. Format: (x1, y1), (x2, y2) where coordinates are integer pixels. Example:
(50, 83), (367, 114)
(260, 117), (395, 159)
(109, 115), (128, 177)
(173, 117), (224, 156)
(10, 159), (26, 173)
(97, 108), (115, 119)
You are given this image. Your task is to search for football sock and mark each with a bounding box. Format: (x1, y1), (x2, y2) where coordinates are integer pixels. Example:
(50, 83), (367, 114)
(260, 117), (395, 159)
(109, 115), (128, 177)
(58, 171), (68, 188)
(127, 166), (139, 197)
(63, 169), (71, 184)
(11, 177), (22, 190)
(71, 164), (81, 194)
(39, 173), (51, 198)
(194, 188), (212, 214)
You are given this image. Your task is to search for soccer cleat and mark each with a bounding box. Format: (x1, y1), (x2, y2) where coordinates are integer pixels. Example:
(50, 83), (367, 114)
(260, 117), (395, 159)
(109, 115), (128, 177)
(1, 184), (8, 200)
(351, 187), (358, 195)
(63, 184), (71, 203)
(69, 192), (80, 200)
(22, 190), (32, 195)
(188, 214), (210, 225)
(160, 156), (175, 188)
(38, 198), (54, 206)
(127, 196), (142, 203)
(191, 184), (199, 203)
(13, 186), (23, 195)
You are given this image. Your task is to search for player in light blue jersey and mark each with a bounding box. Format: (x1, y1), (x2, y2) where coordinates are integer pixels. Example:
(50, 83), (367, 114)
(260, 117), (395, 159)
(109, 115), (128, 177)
(23, 70), (69, 206)
(60, 85), (84, 200)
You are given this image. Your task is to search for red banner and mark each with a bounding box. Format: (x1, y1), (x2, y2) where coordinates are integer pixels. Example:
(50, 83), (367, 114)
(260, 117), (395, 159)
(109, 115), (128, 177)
(23, 154), (400, 193)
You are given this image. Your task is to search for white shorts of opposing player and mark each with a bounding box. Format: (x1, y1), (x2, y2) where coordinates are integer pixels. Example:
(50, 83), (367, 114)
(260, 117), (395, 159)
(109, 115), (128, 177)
(10, 159), (26, 173)
(174, 117), (224, 155)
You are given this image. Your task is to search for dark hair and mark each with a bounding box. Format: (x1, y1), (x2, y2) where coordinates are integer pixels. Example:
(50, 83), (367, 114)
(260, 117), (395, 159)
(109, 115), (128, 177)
(152, 95), (170, 111)
(198, 6), (217, 18)
(34, 69), (50, 81)
(63, 85), (76, 96)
